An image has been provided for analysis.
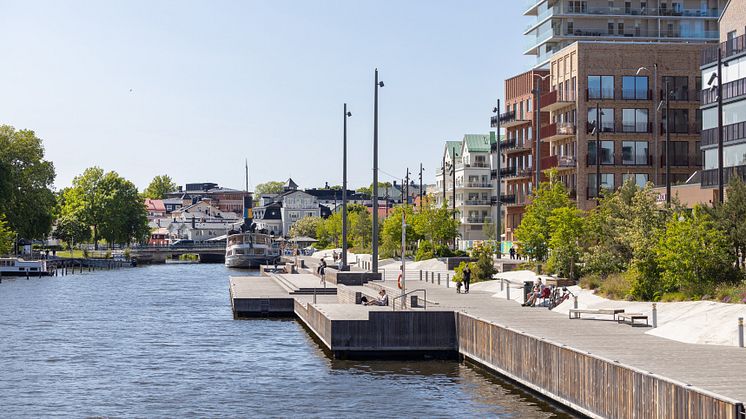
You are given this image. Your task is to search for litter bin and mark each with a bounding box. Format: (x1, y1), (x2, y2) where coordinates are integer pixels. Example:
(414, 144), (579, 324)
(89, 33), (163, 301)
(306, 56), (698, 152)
(523, 281), (533, 304)
(411, 295), (419, 308)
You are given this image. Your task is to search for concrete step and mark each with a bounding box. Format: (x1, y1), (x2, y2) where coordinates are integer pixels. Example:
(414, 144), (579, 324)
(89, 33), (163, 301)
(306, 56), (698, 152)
(269, 274), (297, 294)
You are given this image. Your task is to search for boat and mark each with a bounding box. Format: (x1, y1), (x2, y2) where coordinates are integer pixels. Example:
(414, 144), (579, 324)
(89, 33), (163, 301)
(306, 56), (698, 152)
(0, 258), (52, 276)
(225, 232), (281, 268)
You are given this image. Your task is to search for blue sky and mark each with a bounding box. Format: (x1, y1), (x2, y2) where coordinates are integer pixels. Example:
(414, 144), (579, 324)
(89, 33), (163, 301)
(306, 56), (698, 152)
(0, 0), (533, 191)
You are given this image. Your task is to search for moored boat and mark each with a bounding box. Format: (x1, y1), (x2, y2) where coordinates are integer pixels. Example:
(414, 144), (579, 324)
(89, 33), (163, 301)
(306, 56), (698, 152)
(0, 258), (52, 276)
(225, 232), (280, 268)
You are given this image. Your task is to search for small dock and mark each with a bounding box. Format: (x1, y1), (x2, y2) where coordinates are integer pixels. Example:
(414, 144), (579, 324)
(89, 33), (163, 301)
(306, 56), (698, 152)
(230, 268), (746, 418)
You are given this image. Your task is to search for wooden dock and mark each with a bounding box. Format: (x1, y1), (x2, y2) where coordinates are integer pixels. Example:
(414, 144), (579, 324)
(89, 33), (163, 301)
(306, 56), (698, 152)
(230, 272), (746, 418)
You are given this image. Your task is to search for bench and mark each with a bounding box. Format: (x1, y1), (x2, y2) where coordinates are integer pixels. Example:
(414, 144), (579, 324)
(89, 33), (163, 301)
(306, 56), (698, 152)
(569, 308), (625, 320)
(617, 312), (649, 326)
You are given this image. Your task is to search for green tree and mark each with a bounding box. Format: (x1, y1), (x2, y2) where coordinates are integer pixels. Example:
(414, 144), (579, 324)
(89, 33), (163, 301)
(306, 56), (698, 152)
(546, 206), (585, 280)
(349, 207), (372, 251)
(143, 175), (177, 199)
(655, 207), (741, 298)
(255, 181), (285, 196)
(412, 199), (459, 249)
(290, 216), (322, 238)
(355, 182), (392, 196)
(380, 206), (420, 258)
(705, 175), (746, 270)
(470, 242), (496, 282)
(0, 214), (14, 255)
(0, 125), (56, 239)
(514, 170), (573, 262)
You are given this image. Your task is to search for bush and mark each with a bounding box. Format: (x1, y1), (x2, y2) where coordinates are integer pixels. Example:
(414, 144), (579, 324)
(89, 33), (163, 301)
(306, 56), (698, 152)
(415, 240), (435, 261)
(470, 243), (496, 283)
(659, 291), (688, 302)
(597, 272), (633, 300)
(714, 284), (746, 304)
(453, 261), (467, 284)
(579, 274), (602, 291)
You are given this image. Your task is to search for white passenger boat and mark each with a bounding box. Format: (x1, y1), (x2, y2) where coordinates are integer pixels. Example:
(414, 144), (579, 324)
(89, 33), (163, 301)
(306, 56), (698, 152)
(0, 258), (52, 276)
(225, 232), (280, 268)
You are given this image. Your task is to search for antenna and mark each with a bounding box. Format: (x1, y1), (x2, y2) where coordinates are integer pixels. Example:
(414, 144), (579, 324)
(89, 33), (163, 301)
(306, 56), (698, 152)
(245, 158), (249, 192)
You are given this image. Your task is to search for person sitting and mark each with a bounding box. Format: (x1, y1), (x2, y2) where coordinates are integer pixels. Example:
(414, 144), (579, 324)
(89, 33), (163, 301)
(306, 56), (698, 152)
(361, 289), (388, 306)
(522, 279), (544, 307)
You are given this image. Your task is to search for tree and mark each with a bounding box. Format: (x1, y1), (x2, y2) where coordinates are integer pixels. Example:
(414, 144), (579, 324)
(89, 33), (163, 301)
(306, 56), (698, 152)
(355, 182), (392, 196)
(705, 175), (746, 270)
(290, 216), (322, 239)
(412, 199), (459, 249)
(514, 170), (573, 262)
(470, 242), (497, 282)
(0, 125), (56, 239)
(0, 214), (14, 255)
(546, 206), (585, 280)
(380, 206), (420, 258)
(143, 175), (176, 199)
(349, 207), (372, 251)
(655, 207), (741, 298)
(255, 181), (285, 195)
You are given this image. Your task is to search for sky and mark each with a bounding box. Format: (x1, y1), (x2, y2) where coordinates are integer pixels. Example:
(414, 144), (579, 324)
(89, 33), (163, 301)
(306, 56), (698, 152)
(0, 0), (533, 192)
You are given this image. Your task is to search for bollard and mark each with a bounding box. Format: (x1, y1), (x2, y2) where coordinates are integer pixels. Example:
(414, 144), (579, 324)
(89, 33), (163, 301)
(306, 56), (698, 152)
(446, 273), (450, 288)
(739, 318), (744, 348)
(26, 269), (29, 280)
(419, 271), (423, 282)
(437, 273), (441, 285)
(501, 278), (504, 292)
(652, 303), (658, 328)
(506, 283), (510, 301)
(573, 295), (578, 309)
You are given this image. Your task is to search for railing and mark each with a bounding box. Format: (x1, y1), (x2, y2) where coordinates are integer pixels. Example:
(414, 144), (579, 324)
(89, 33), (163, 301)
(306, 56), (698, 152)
(566, 27), (718, 39)
(463, 199), (491, 206)
(701, 165), (746, 187)
(659, 123), (695, 135)
(620, 89), (653, 100)
(392, 289), (427, 310)
(500, 138), (517, 149)
(466, 216), (491, 223)
(501, 194), (517, 204)
(559, 155), (576, 167)
(464, 182), (492, 188)
(703, 33), (746, 66)
(466, 162), (490, 168)
(499, 110), (516, 123)
(500, 167), (516, 176)
(701, 77), (746, 106)
(560, 5), (719, 17)
(541, 155), (558, 170)
(621, 122), (653, 133)
(702, 121), (746, 147)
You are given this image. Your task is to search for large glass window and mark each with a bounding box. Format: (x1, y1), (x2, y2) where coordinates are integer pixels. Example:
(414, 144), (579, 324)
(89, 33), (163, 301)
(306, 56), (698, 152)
(622, 141), (649, 165)
(588, 108), (615, 132)
(662, 76), (689, 100)
(588, 75), (614, 99)
(669, 141), (689, 166)
(622, 173), (649, 188)
(663, 109), (689, 133)
(724, 143), (746, 168)
(588, 140), (614, 165)
(588, 173), (614, 197)
(622, 76), (649, 99)
(622, 108), (649, 132)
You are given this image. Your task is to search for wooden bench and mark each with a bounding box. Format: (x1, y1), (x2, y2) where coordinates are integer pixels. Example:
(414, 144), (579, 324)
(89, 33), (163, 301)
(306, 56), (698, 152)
(617, 312), (649, 326)
(569, 308), (625, 320)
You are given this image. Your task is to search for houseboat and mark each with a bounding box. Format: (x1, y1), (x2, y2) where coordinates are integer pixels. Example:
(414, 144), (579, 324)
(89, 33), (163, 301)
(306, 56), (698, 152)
(0, 258), (52, 276)
(225, 232), (280, 268)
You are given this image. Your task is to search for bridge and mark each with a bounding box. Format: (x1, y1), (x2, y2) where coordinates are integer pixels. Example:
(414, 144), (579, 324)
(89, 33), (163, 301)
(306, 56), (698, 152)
(129, 243), (226, 264)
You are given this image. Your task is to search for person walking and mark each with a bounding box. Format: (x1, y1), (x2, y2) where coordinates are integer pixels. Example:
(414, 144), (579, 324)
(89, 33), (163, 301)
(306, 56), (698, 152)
(462, 264), (471, 294)
(318, 258), (327, 287)
(509, 246), (516, 260)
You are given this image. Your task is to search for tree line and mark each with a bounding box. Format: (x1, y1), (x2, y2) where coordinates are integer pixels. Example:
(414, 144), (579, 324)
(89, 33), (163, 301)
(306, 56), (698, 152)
(515, 169), (746, 302)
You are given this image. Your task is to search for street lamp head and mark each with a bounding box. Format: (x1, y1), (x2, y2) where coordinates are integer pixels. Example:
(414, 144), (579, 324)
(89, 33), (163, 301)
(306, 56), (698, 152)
(707, 72), (718, 86)
(378, 81), (384, 88)
(492, 107), (498, 113)
(636, 66), (648, 75)
(346, 111), (352, 117)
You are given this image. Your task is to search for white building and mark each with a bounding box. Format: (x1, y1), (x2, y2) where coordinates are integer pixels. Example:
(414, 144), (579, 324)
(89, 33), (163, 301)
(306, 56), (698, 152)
(252, 179), (330, 236)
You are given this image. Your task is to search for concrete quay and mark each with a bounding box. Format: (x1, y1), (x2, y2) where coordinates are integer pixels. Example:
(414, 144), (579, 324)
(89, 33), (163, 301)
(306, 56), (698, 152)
(229, 271), (746, 418)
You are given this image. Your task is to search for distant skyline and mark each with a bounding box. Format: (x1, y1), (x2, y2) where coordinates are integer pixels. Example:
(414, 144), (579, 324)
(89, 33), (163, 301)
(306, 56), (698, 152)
(0, 0), (533, 191)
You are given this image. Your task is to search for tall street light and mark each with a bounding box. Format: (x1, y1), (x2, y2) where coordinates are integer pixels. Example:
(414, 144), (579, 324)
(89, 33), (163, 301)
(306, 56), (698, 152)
(491, 100), (502, 258)
(637, 64), (658, 185)
(341, 103), (352, 271)
(707, 48), (727, 203)
(372, 69), (384, 273)
(533, 73), (551, 191)
(657, 80), (674, 207)
(590, 106), (605, 203)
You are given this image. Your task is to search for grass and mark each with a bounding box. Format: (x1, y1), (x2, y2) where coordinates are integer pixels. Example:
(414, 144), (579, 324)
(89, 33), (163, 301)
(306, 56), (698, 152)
(578, 273), (632, 300)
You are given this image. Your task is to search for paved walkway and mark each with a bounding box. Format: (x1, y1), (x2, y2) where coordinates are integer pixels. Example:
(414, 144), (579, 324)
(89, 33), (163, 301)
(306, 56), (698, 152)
(373, 277), (746, 402)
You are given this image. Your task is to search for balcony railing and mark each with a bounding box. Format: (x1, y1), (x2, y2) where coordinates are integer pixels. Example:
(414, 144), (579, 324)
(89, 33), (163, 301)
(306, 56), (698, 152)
(702, 121), (746, 147)
(464, 182), (492, 188)
(463, 199), (491, 206)
(500, 138), (517, 149)
(559, 155), (576, 167)
(702, 165), (746, 187)
(659, 123), (698, 135)
(466, 216), (491, 224)
(621, 122), (653, 133)
(561, 5), (719, 17)
(587, 154), (654, 166)
(703, 33), (746, 66)
(500, 194), (517, 204)
(701, 77), (746, 106)
(500, 167), (516, 176)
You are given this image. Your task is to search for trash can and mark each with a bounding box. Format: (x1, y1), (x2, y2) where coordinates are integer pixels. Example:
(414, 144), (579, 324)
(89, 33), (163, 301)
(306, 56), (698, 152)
(410, 295), (419, 308)
(523, 281), (533, 304)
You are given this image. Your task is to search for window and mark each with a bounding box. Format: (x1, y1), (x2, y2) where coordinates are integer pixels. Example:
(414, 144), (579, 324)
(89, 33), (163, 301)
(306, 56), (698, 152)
(588, 108), (614, 132)
(608, 22), (614, 35)
(618, 22), (624, 35)
(588, 75), (614, 99)
(567, 21), (574, 35)
(622, 141), (649, 165)
(622, 173), (649, 187)
(588, 140), (614, 165)
(669, 141), (689, 166)
(588, 173), (614, 197)
(622, 108), (649, 132)
(622, 76), (648, 99)
(663, 109), (689, 133)
(662, 76), (689, 100)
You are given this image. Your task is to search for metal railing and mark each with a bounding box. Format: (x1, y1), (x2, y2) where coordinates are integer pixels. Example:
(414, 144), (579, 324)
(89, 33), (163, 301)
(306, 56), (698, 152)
(702, 121), (746, 147)
(703, 33), (746, 66)
(392, 289), (428, 310)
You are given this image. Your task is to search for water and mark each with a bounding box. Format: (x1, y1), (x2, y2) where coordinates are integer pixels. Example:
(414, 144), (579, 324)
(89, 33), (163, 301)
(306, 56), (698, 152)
(0, 264), (573, 418)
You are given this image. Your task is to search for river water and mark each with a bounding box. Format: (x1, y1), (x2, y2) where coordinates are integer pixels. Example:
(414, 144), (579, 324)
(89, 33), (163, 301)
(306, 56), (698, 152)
(0, 264), (573, 418)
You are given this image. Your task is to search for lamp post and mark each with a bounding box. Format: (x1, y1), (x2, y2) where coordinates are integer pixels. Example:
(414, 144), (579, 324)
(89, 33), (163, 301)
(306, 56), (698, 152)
(707, 48), (726, 203)
(533, 73), (551, 191)
(451, 146), (456, 220)
(492, 100), (502, 258)
(596, 105), (601, 203)
(664, 79), (672, 207)
(372, 69), (384, 273)
(637, 65), (658, 184)
(418, 163), (424, 211)
(342, 103), (351, 271)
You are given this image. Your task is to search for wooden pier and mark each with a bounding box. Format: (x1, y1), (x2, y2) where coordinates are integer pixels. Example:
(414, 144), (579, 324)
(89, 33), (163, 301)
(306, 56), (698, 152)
(230, 270), (746, 418)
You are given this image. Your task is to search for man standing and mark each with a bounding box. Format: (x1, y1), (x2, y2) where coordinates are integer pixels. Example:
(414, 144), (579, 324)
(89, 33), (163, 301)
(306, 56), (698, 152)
(462, 264), (471, 294)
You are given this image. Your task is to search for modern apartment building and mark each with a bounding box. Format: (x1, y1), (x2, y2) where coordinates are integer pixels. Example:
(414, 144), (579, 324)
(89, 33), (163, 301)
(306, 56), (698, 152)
(524, 0), (725, 67)
(540, 41), (705, 210)
(700, 0), (746, 191)
(434, 134), (497, 246)
(494, 69), (551, 242)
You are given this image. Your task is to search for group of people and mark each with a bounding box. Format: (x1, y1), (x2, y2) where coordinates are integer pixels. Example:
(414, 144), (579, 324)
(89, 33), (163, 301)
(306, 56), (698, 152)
(360, 289), (389, 306)
(522, 278), (549, 307)
(457, 264), (471, 294)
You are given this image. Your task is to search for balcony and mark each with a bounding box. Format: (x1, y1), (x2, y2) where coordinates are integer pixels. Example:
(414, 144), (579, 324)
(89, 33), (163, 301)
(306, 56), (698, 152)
(563, 27), (718, 40)
(500, 167), (516, 177)
(465, 216), (491, 224)
(621, 122), (653, 134)
(587, 154), (654, 166)
(542, 155), (577, 170)
(701, 77), (746, 106)
(659, 123), (699, 135)
(540, 90), (576, 112)
(464, 182), (492, 188)
(499, 110), (531, 128)
(541, 122), (576, 141)
(703, 33), (746, 67)
(500, 194), (517, 204)
(500, 138), (517, 149)
(702, 165), (746, 187)
(463, 199), (491, 206)
(503, 139), (532, 154)
(558, 5), (719, 18)
(702, 121), (746, 148)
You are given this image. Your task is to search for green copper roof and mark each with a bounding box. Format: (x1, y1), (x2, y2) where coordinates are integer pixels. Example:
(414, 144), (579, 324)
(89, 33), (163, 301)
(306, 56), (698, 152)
(445, 141), (462, 158)
(463, 134), (491, 152)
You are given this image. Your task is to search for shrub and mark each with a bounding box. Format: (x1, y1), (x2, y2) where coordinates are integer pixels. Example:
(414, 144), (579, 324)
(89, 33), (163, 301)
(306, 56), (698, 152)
(659, 291), (687, 302)
(415, 240), (435, 261)
(470, 243), (496, 282)
(597, 272), (633, 300)
(579, 274), (602, 291)
(453, 261), (467, 284)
